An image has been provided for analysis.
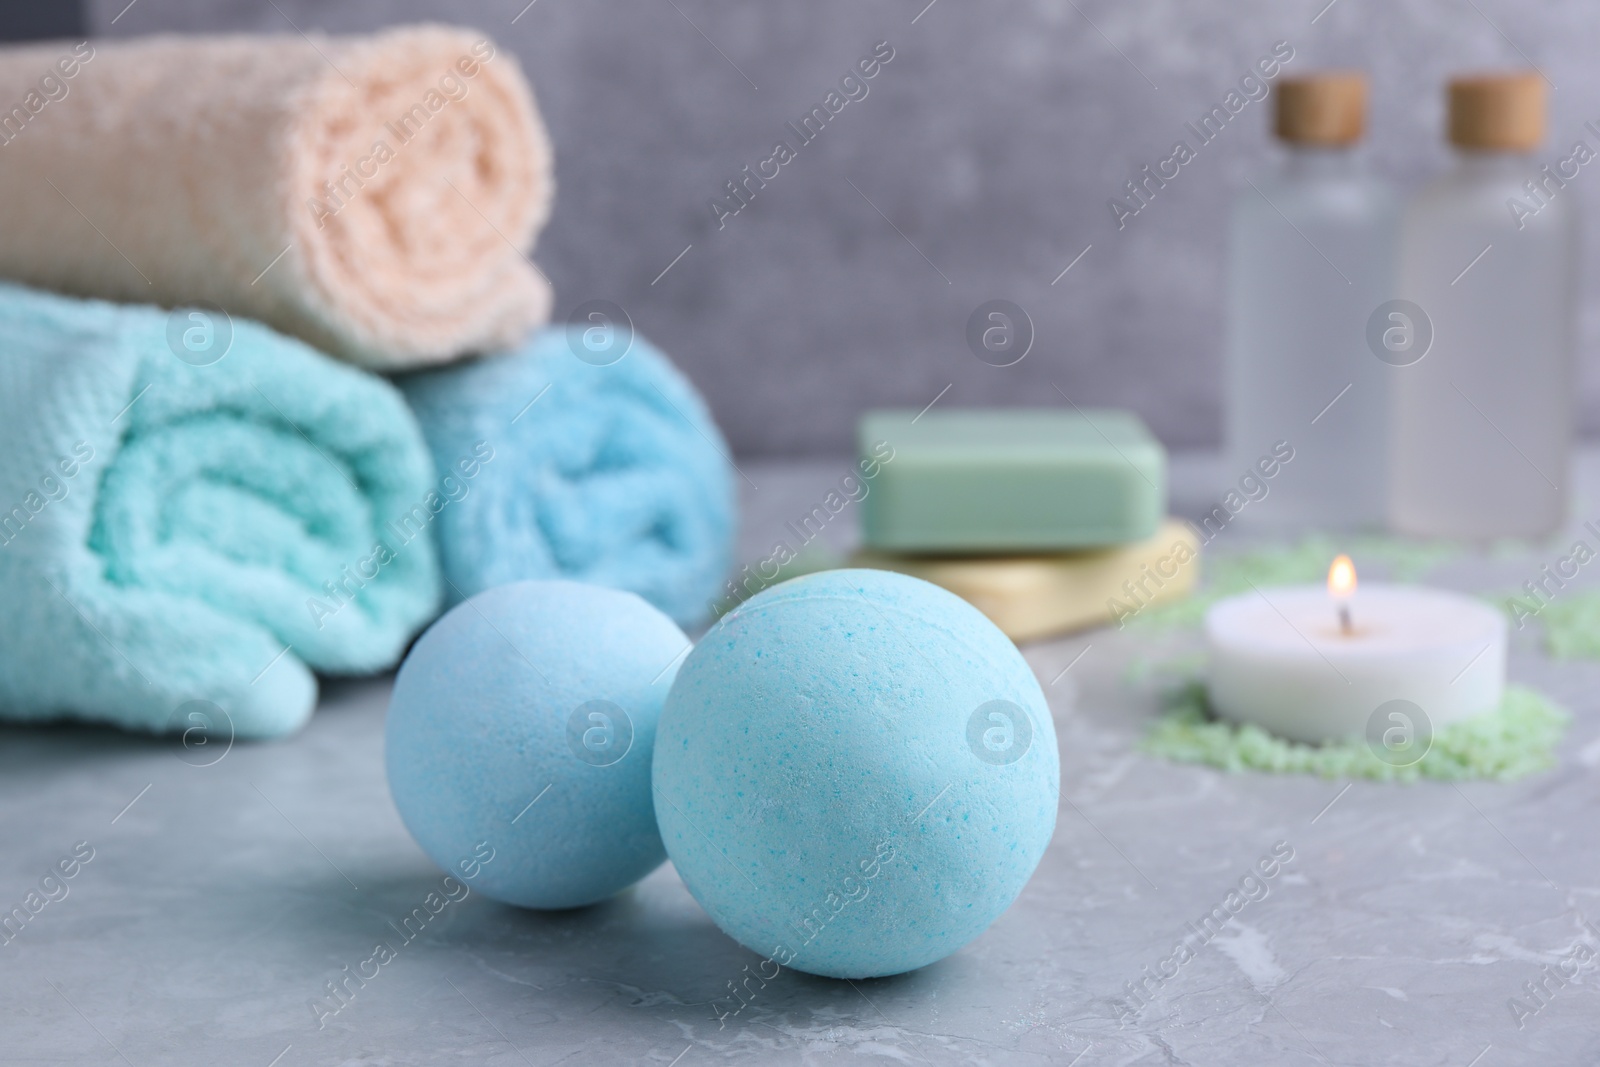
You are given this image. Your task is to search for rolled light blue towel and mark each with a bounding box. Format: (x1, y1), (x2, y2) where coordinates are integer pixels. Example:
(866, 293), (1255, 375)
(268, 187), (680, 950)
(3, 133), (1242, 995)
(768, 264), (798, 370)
(398, 327), (735, 625)
(0, 283), (441, 739)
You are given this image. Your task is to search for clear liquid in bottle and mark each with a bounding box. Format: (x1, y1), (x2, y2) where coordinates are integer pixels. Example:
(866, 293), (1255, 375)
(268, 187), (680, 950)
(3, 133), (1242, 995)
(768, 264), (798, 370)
(1225, 72), (1397, 532)
(1390, 73), (1576, 539)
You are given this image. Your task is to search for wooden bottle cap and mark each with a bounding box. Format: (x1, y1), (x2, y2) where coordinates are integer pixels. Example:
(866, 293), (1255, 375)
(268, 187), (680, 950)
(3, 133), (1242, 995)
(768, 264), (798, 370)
(1448, 73), (1544, 151)
(1274, 73), (1367, 146)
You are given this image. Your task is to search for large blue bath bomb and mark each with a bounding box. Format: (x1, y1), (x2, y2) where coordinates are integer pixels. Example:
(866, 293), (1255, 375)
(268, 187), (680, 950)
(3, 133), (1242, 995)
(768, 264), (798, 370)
(386, 580), (688, 908)
(654, 569), (1059, 978)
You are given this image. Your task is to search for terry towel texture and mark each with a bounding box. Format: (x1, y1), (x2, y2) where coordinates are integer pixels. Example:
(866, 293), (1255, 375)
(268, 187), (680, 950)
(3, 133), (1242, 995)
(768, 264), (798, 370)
(0, 283), (442, 739)
(0, 25), (552, 370)
(399, 328), (735, 625)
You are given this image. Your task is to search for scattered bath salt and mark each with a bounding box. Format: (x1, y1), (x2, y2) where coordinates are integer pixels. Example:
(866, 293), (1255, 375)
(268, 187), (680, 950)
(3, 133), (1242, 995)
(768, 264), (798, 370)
(1113, 535), (1571, 780)
(1142, 683), (1567, 782)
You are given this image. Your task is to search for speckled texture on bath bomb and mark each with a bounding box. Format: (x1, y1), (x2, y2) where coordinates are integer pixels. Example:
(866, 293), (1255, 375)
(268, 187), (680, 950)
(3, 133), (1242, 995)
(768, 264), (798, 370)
(386, 580), (687, 908)
(654, 569), (1060, 978)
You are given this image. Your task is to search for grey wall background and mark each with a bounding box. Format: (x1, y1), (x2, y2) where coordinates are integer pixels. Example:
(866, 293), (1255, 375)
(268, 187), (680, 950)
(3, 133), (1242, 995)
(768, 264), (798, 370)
(0, 1), (85, 40)
(88, 0), (1600, 457)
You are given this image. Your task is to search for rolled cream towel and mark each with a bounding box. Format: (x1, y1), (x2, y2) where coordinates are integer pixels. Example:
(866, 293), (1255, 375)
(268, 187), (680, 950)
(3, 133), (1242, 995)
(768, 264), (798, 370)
(0, 25), (552, 370)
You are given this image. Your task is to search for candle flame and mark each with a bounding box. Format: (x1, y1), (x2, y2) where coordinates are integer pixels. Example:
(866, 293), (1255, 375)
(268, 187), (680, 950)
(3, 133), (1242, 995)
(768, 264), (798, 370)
(1328, 554), (1356, 599)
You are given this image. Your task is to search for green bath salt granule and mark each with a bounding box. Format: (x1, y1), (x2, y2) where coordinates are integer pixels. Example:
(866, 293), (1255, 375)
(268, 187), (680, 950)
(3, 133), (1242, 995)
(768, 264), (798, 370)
(1532, 589), (1600, 661)
(1142, 683), (1568, 782)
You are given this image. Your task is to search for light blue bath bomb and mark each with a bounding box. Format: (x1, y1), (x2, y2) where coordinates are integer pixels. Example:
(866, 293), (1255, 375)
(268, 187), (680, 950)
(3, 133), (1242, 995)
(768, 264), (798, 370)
(386, 580), (688, 908)
(654, 569), (1059, 978)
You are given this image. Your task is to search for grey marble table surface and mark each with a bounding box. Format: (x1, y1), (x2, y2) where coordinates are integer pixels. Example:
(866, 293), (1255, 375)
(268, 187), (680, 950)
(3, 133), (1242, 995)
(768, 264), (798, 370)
(4, 456), (1600, 1066)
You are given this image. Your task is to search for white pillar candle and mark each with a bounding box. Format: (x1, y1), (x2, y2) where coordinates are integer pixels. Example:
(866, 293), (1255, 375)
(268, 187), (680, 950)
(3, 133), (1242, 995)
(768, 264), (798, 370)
(1204, 579), (1506, 745)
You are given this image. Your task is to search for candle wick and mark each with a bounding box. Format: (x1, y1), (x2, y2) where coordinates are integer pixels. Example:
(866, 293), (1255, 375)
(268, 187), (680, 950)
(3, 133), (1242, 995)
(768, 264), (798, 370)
(1338, 604), (1352, 634)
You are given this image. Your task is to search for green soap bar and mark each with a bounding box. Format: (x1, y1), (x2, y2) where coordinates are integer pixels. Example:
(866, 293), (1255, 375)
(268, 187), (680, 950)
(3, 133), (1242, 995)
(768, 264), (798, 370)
(859, 408), (1166, 551)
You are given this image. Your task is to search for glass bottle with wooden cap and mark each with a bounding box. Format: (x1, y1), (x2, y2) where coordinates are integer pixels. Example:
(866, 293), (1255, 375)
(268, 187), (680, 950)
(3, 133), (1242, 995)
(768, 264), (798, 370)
(1390, 73), (1577, 538)
(1225, 72), (1397, 532)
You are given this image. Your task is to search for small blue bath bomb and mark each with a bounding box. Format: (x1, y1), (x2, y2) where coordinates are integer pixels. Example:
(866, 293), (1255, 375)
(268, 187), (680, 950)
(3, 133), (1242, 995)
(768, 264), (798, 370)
(386, 580), (688, 908)
(654, 569), (1059, 978)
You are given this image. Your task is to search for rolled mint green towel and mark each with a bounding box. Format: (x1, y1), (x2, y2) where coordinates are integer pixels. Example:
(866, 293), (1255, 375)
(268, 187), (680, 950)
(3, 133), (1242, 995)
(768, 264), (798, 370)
(397, 327), (735, 626)
(0, 282), (441, 739)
